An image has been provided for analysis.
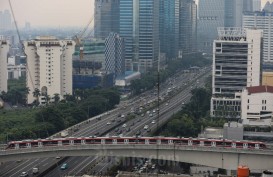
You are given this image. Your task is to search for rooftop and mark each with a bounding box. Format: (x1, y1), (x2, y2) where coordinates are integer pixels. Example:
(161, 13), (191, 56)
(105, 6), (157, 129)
(247, 85), (273, 94)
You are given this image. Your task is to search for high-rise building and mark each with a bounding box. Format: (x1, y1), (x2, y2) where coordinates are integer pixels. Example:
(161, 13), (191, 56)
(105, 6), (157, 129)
(0, 40), (9, 93)
(120, 0), (159, 73)
(24, 36), (75, 104)
(179, 0), (197, 55)
(0, 10), (12, 32)
(198, 0), (261, 53)
(197, 0), (225, 53)
(211, 28), (262, 118)
(94, 0), (120, 39)
(159, 0), (179, 60)
(105, 32), (125, 78)
(243, 11), (273, 64)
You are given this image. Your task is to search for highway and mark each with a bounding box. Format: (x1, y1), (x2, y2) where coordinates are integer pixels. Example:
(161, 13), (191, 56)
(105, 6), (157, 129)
(0, 67), (210, 177)
(44, 68), (210, 177)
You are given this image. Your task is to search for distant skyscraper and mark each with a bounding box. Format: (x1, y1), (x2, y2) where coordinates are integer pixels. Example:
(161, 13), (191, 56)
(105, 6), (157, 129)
(24, 36), (75, 104)
(25, 22), (31, 31)
(179, 0), (197, 55)
(0, 10), (12, 32)
(243, 11), (273, 64)
(159, 0), (179, 60)
(197, 0), (225, 53)
(197, 0), (261, 53)
(120, 0), (159, 73)
(105, 32), (125, 78)
(0, 40), (9, 93)
(94, 0), (120, 39)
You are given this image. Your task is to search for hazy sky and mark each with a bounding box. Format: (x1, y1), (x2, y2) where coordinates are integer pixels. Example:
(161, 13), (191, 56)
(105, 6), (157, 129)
(0, 0), (94, 28)
(0, 0), (272, 28)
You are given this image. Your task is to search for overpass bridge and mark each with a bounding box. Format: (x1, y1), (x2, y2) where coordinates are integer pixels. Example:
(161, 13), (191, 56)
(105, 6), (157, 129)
(1, 144), (273, 170)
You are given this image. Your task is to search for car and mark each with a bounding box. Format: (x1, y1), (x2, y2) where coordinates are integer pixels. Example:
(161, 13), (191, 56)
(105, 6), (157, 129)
(56, 156), (61, 159)
(20, 172), (28, 177)
(137, 119), (141, 122)
(136, 130), (141, 136)
(107, 122), (111, 125)
(126, 127), (131, 132)
(141, 113), (145, 117)
(151, 120), (155, 124)
(144, 125), (149, 130)
(122, 124), (127, 128)
(60, 163), (68, 170)
(121, 114), (125, 118)
(182, 102), (185, 105)
(149, 113), (153, 117)
(165, 103), (169, 106)
(153, 109), (156, 113)
(130, 122), (135, 126)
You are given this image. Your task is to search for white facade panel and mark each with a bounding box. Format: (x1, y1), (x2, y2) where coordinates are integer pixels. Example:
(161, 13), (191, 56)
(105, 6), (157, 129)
(0, 40), (9, 93)
(24, 36), (75, 104)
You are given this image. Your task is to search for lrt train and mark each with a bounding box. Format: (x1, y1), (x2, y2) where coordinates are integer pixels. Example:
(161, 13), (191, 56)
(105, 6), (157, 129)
(5, 136), (267, 150)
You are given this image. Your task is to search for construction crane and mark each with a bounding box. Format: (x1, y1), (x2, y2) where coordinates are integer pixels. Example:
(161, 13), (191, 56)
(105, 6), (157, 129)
(73, 15), (94, 60)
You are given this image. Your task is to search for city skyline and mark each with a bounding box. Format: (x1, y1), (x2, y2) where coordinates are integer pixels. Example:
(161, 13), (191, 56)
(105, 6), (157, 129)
(0, 0), (94, 28)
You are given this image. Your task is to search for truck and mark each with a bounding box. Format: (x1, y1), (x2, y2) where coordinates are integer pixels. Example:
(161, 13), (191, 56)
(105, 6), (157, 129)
(61, 130), (68, 137)
(32, 167), (39, 174)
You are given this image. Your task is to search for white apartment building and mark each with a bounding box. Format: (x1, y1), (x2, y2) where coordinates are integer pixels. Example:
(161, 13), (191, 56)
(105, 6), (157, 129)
(0, 40), (9, 93)
(24, 36), (75, 104)
(241, 85), (273, 120)
(211, 28), (262, 118)
(243, 12), (273, 64)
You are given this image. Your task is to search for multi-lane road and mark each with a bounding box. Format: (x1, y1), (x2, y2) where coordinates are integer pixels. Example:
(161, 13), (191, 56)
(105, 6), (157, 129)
(0, 67), (210, 177)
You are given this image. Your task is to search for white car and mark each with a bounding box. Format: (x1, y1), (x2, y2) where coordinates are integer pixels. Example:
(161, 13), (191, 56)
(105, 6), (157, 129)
(144, 125), (149, 130)
(107, 122), (111, 125)
(20, 172), (28, 177)
(122, 124), (127, 128)
(151, 120), (155, 124)
(153, 109), (156, 113)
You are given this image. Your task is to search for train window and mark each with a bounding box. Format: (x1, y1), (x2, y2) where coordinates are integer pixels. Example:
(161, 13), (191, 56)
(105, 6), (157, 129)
(161, 139), (168, 144)
(74, 140), (81, 144)
(192, 140), (199, 145)
(31, 142), (38, 147)
(19, 143), (27, 148)
(129, 139), (136, 144)
(145, 139), (149, 144)
(236, 142), (243, 148)
(216, 141), (224, 146)
(62, 140), (69, 145)
(248, 143), (255, 149)
(181, 140), (188, 145)
(204, 141), (211, 146)
(138, 139), (145, 144)
(149, 139), (157, 144)
(225, 142), (232, 147)
(173, 139), (181, 144)
(260, 144), (266, 149)
(105, 139), (112, 144)
(117, 139), (124, 143)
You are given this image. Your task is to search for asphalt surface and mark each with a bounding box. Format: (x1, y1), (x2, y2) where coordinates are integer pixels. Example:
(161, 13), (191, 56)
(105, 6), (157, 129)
(0, 67), (210, 177)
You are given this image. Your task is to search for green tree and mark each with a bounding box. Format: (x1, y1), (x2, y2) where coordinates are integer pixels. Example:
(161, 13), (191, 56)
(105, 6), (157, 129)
(53, 93), (60, 104)
(33, 88), (40, 105)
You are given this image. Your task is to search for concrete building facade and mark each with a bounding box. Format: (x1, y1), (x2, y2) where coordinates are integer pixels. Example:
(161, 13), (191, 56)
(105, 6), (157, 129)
(211, 28), (262, 118)
(24, 36), (75, 104)
(0, 40), (9, 93)
(241, 85), (273, 120)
